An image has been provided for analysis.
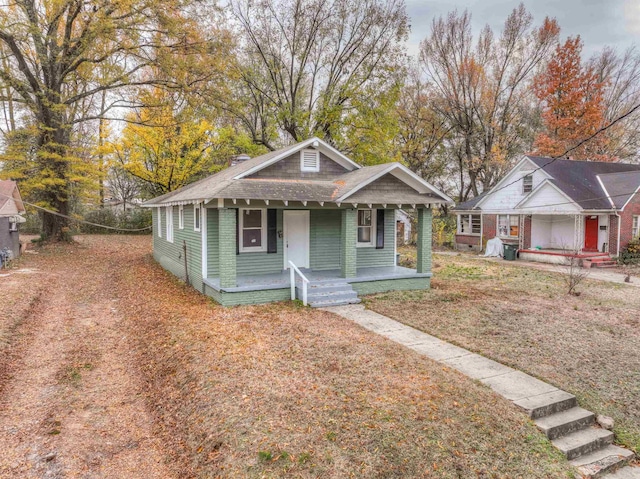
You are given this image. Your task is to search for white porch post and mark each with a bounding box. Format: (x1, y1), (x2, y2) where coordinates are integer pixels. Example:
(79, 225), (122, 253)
(574, 215), (584, 251)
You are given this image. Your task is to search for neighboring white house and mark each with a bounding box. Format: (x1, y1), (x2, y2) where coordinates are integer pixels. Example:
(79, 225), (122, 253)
(454, 156), (640, 264)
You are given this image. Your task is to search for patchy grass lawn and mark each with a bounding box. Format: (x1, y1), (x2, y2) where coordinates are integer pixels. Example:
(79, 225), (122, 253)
(368, 246), (640, 455)
(101, 236), (574, 478)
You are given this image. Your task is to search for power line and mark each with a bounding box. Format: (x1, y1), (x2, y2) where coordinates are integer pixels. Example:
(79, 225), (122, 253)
(0, 190), (152, 232)
(477, 187), (640, 212)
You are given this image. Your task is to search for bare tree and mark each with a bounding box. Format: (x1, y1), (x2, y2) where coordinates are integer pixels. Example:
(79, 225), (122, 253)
(419, 5), (559, 201)
(590, 46), (640, 162)
(107, 166), (141, 213)
(228, 0), (409, 149)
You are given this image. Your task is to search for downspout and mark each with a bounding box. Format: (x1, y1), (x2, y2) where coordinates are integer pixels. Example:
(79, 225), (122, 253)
(479, 209), (483, 252)
(616, 210), (621, 258)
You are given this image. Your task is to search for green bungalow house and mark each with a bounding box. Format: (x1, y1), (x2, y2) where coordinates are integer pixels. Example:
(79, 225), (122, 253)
(143, 138), (452, 307)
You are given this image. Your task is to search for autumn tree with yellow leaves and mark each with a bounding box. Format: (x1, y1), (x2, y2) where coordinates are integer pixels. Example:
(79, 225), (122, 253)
(0, 0), (229, 240)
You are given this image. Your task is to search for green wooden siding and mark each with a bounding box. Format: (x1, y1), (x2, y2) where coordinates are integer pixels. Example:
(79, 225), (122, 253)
(310, 209), (341, 270)
(236, 209), (284, 275)
(356, 209), (395, 268)
(152, 206), (203, 291)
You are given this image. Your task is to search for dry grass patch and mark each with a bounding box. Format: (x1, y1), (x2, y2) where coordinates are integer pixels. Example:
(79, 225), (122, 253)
(109, 238), (572, 478)
(368, 248), (640, 454)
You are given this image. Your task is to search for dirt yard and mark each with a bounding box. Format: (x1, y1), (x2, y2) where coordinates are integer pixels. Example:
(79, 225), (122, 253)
(0, 235), (574, 478)
(368, 247), (640, 456)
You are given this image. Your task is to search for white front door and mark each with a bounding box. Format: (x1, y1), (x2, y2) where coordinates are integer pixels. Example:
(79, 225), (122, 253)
(284, 210), (310, 269)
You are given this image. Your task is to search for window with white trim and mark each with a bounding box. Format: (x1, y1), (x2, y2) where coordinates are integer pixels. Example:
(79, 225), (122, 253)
(165, 206), (174, 242)
(157, 209), (162, 237)
(300, 149), (320, 172)
(633, 215), (639, 238)
(239, 208), (267, 252)
(178, 205), (184, 229)
(194, 204), (201, 232)
(522, 174), (533, 193)
(498, 214), (519, 237)
(357, 209), (376, 246)
(458, 214), (481, 235)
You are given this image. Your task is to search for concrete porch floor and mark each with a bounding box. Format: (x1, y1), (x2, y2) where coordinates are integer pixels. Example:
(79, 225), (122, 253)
(204, 265), (430, 293)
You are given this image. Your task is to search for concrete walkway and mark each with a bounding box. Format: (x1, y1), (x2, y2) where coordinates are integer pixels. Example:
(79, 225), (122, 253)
(323, 303), (640, 478)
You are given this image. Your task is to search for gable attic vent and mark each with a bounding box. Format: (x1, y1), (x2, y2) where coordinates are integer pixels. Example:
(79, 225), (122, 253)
(300, 149), (320, 172)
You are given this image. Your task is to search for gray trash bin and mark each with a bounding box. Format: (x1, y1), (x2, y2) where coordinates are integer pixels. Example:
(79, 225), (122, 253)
(503, 244), (517, 261)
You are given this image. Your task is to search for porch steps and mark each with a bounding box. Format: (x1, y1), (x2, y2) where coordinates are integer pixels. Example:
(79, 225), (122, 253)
(583, 257), (618, 269)
(525, 392), (636, 477)
(297, 281), (361, 308)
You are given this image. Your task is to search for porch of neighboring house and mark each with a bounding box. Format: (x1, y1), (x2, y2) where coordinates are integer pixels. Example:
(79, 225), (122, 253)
(518, 213), (616, 266)
(200, 206), (433, 307)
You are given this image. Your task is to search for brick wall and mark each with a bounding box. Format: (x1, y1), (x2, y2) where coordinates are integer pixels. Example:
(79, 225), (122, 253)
(620, 192), (640, 252)
(482, 214), (497, 244)
(523, 215), (532, 249)
(455, 234), (481, 251)
(608, 215), (619, 256)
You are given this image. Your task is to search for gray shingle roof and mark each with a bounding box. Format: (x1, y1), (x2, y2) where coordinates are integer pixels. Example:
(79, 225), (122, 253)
(453, 191), (489, 211)
(528, 156), (640, 210)
(597, 170), (640, 209)
(143, 140), (452, 206)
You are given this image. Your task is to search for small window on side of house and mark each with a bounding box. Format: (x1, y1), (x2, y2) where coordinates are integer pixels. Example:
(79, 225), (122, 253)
(300, 149), (320, 172)
(523, 174), (533, 193)
(157, 209), (162, 238)
(178, 205), (184, 229)
(194, 204), (201, 232)
(633, 215), (639, 238)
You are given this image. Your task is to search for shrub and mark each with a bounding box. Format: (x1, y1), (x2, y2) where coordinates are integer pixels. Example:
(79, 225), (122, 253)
(619, 238), (640, 265)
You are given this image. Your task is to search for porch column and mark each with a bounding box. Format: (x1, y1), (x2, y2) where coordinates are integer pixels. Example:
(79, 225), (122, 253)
(416, 207), (432, 274)
(341, 208), (357, 278)
(218, 208), (237, 288)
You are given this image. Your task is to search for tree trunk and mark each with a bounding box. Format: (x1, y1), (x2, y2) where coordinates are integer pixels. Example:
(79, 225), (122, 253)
(38, 125), (72, 241)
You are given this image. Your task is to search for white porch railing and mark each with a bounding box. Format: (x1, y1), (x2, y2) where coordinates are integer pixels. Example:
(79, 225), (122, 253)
(289, 261), (309, 306)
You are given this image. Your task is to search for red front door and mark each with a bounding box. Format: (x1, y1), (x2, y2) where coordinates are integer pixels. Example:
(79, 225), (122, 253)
(584, 217), (599, 252)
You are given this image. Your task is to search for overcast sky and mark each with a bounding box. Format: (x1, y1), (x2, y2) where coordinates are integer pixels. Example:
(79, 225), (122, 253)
(405, 0), (640, 60)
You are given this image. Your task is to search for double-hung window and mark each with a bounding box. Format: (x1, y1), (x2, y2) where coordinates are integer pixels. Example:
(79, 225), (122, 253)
(194, 204), (201, 232)
(165, 206), (174, 243)
(498, 214), (519, 237)
(633, 215), (639, 238)
(522, 174), (533, 193)
(178, 205), (184, 229)
(239, 209), (267, 252)
(357, 209), (376, 247)
(458, 214), (481, 234)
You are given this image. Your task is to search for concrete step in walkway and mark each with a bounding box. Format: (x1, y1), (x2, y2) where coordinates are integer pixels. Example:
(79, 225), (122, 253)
(323, 304), (639, 478)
